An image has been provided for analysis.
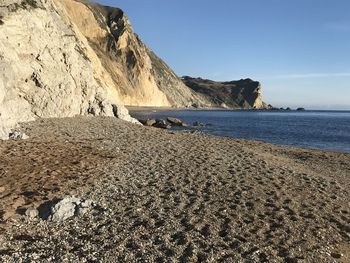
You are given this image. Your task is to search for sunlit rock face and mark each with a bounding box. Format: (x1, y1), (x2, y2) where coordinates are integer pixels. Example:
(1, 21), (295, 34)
(0, 0), (209, 138)
(0, 0), (267, 138)
(56, 0), (208, 108)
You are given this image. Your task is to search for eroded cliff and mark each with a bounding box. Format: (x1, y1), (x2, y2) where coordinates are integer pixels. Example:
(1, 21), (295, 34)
(56, 0), (208, 107)
(0, 0), (267, 138)
(182, 76), (266, 109)
(0, 0), (138, 138)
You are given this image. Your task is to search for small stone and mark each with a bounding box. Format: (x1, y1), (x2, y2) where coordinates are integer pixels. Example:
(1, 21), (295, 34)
(0, 186), (5, 193)
(25, 207), (39, 219)
(331, 252), (342, 259)
(80, 200), (93, 208)
(9, 131), (29, 140)
(78, 200), (93, 216)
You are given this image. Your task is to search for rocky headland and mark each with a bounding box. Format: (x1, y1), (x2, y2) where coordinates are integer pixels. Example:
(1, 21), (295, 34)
(182, 76), (266, 109)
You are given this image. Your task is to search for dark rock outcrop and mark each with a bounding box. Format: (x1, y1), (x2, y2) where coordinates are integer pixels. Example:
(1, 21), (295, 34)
(139, 119), (157, 127)
(182, 76), (267, 109)
(153, 119), (171, 129)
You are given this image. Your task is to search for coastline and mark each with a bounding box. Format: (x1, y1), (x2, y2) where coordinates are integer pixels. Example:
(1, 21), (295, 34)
(127, 106), (350, 113)
(128, 107), (350, 154)
(0, 116), (349, 262)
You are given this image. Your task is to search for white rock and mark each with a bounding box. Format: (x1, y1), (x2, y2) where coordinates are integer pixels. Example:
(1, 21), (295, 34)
(49, 197), (81, 222)
(25, 207), (39, 219)
(8, 131), (29, 140)
(112, 104), (141, 125)
(49, 197), (93, 222)
(78, 200), (94, 216)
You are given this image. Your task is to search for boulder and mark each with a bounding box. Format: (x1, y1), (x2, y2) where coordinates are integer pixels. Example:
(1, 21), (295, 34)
(153, 119), (171, 129)
(139, 119), (157, 127)
(48, 197), (93, 222)
(167, 117), (187, 127)
(112, 105), (141, 125)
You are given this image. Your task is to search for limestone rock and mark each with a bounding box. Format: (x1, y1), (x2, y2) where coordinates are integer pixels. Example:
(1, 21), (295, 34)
(49, 197), (80, 222)
(167, 117), (187, 127)
(25, 207), (39, 219)
(112, 104), (141, 125)
(48, 197), (93, 222)
(77, 200), (94, 216)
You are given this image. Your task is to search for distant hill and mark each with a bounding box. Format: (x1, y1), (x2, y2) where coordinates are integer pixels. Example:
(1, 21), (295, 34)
(182, 77), (267, 109)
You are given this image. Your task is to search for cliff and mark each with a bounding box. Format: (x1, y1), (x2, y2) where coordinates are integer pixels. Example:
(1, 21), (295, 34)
(57, 0), (208, 107)
(0, 0), (208, 138)
(182, 76), (266, 109)
(0, 0), (266, 138)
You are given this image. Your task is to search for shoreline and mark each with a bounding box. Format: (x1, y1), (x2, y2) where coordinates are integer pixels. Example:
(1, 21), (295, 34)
(0, 116), (349, 262)
(127, 106), (350, 113)
(128, 107), (350, 154)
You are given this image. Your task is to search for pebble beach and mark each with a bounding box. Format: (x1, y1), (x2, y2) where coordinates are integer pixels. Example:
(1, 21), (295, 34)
(0, 116), (349, 262)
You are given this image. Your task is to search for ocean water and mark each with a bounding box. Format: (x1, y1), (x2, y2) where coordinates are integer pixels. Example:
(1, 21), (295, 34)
(130, 109), (350, 153)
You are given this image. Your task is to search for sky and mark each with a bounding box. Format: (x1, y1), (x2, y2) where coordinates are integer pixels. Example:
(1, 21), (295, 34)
(97, 0), (350, 110)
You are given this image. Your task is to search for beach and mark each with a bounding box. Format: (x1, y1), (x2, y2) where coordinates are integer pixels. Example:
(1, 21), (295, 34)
(0, 116), (349, 262)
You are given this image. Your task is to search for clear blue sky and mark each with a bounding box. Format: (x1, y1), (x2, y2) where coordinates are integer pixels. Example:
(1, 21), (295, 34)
(97, 0), (350, 109)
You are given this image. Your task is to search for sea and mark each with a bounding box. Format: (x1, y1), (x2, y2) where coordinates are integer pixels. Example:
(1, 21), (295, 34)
(130, 109), (350, 153)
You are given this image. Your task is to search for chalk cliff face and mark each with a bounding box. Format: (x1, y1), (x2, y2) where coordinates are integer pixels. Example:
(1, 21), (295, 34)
(182, 77), (266, 109)
(0, 0), (266, 138)
(0, 0), (205, 138)
(54, 0), (208, 108)
(0, 0), (134, 138)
